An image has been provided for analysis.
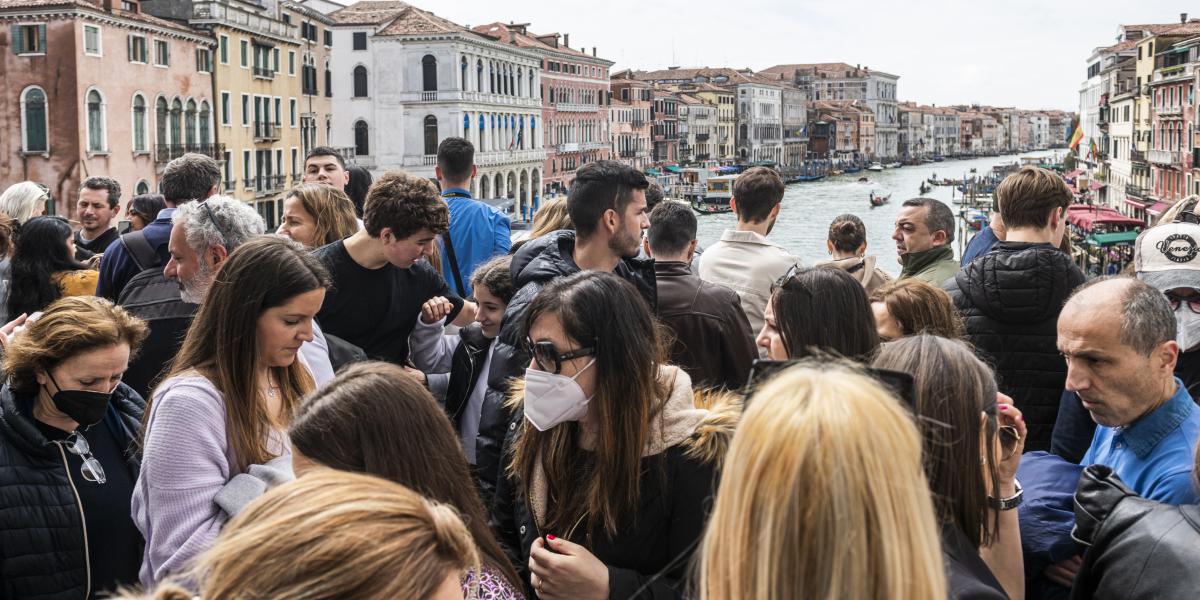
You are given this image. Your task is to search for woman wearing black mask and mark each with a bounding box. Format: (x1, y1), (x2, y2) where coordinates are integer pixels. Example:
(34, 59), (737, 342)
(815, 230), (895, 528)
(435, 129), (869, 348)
(0, 295), (148, 599)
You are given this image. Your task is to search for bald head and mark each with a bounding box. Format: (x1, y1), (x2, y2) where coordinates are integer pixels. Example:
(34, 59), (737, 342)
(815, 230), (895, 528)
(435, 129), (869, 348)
(1063, 276), (1175, 356)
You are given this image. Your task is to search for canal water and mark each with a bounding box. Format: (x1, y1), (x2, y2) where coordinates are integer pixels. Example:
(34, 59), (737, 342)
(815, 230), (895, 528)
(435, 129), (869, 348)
(694, 150), (1061, 275)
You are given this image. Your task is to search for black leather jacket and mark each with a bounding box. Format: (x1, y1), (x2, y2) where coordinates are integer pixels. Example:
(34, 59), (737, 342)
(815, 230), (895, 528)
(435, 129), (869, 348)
(1071, 464), (1200, 599)
(474, 231), (657, 509)
(0, 383), (144, 600)
(945, 242), (1086, 451)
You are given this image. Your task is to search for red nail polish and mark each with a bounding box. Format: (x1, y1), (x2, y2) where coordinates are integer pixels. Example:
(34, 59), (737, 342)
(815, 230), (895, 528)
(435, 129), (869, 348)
(999, 405), (1008, 411)
(547, 534), (556, 541)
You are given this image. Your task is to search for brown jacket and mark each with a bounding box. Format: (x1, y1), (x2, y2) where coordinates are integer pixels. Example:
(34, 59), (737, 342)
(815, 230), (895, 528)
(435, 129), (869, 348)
(655, 261), (757, 390)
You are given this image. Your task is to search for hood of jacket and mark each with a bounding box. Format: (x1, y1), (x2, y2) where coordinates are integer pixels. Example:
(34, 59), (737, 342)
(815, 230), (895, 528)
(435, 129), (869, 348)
(0, 382), (144, 459)
(954, 242), (1079, 324)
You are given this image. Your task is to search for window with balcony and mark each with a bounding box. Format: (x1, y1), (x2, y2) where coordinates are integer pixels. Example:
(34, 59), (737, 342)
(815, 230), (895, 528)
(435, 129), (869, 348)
(155, 96), (168, 147)
(422, 55), (437, 92)
(354, 120), (369, 155)
(423, 115), (438, 155)
(185, 99), (197, 147)
(169, 98), (182, 147)
(132, 94), (147, 152)
(199, 101), (211, 146)
(86, 89), (106, 152)
(20, 86), (47, 153)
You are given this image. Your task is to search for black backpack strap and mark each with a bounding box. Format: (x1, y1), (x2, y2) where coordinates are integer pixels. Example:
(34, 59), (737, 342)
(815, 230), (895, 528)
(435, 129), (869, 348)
(119, 230), (160, 272)
(442, 227), (467, 297)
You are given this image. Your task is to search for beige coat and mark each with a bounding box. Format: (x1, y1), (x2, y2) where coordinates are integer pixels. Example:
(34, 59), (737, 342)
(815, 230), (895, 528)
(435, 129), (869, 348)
(817, 255), (893, 296)
(697, 229), (799, 343)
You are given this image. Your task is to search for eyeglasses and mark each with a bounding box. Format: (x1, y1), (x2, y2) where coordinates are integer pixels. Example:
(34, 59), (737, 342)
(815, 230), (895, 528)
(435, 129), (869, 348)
(771, 263), (802, 293)
(201, 201), (231, 247)
(63, 432), (106, 484)
(525, 337), (595, 375)
(998, 425), (1021, 461)
(1166, 291), (1200, 314)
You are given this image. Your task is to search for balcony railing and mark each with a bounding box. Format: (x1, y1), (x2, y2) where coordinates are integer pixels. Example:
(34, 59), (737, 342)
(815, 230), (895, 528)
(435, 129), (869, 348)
(242, 177), (255, 190)
(1148, 148), (1184, 165)
(401, 149), (545, 168)
(396, 90), (541, 108)
(696, 133), (710, 141)
(619, 149), (637, 158)
(192, 0), (295, 38)
(1157, 105), (1183, 117)
(557, 142), (580, 153)
(155, 143), (226, 165)
(555, 103), (597, 113)
(631, 119), (645, 127)
(274, 174), (287, 188)
(222, 179), (235, 191)
(254, 122), (279, 142)
(1130, 148), (1146, 163)
(252, 66), (275, 80)
(1126, 184), (1151, 199)
(581, 141), (607, 151)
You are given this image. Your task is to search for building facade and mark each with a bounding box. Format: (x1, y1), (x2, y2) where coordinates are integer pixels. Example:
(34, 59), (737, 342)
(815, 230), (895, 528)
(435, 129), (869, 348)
(780, 85), (807, 167)
(610, 73), (652, 171)
(763, 62), (899, 159)
(651, 90), (679, 163)
(736, 78), (783, 164)
(474, 23), (612, 197)
(1147, 41), (1195, 203)
(676, 93), (716, 164)
(329, 2), (546, 218)
(283, 0), (335, 158)
(4, 0), (215, 217)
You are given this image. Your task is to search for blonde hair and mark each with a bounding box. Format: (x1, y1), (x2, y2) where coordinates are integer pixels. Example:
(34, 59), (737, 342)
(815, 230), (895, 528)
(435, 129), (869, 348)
(286, 183), (359, 247)
(3, 296), (148, 395)
(529, 197), (572, 239)
(0, 181), (48, 223)
(128, 470), (480, 600)
(699, 361), (946, 600)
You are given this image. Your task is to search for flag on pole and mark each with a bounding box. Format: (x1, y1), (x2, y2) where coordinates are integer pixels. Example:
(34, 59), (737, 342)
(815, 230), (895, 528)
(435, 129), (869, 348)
(1069, 121), (1084, 150)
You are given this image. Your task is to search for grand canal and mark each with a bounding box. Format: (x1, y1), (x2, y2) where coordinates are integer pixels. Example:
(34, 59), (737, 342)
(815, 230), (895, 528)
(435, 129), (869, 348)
(694, 150), (1063, 272)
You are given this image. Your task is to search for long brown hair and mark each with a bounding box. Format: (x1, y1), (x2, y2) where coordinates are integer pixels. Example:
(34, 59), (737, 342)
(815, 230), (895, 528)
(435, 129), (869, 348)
(508, 271), (671, 537)
(289, 361), (520, 588)
(286, 183), (359, 247)
(153, 236), (330, 472)
(872, 334), (1001, 547)
(869, 278), (964, 339)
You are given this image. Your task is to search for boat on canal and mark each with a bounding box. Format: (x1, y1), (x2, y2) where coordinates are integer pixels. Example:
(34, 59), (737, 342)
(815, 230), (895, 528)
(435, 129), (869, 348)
(869, 191), (891, 208)
(867, 163), (885, 172)
(692, 175), (736, 215)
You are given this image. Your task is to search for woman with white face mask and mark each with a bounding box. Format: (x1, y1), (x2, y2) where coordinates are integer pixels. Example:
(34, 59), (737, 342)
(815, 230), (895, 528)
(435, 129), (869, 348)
(490, 270), (739, 600)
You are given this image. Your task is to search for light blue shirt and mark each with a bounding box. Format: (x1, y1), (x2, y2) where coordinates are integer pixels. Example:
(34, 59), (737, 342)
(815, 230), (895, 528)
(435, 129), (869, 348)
(1081, 378), (1200, 504)
(439, 188), (511, 298)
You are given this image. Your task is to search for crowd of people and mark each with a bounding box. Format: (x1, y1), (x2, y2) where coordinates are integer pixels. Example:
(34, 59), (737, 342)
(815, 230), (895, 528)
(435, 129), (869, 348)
(0, 137), (1198, 600)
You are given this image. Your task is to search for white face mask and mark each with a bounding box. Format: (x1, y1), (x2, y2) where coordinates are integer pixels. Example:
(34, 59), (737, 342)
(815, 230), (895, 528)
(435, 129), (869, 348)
(523, 359), (596, 431)
(1176, 307), (1200, 352)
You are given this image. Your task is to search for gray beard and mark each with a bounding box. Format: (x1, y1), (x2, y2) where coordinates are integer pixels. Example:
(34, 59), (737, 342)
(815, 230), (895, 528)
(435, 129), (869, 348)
(179, 263), (215, 305)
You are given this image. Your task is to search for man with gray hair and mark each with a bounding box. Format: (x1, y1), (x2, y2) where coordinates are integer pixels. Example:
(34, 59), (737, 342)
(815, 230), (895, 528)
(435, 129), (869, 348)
(893, 197), (959, 285)
(1058, 276), (1200, 504)
(98, 153), (222, 300)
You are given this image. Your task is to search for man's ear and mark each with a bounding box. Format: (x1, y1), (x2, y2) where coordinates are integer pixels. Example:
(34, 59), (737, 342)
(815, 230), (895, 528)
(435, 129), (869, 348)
(642, 236), (654, 258)
(209, 244), (229, 268)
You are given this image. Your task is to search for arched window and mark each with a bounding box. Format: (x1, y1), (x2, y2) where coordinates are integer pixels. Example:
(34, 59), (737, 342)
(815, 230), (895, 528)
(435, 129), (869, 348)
(131, 94), (147, 153)
(169, 98), (182, 146)
(135, 180), (150, 195)
(86, 89), (105, 152)
(423, 115), (438, 155)
(199, 101), (211, 146)
(460, 57), (468, 90)
(489, 62), (495, 93)
(354, 119), (369, 155)
(476, 60), (483, 92)
(155, 96), (168, 148)
(463, 114), (469, 136)
(422, 54), (437, 92)
(21, 87), (48, 153)
(353, 65), (368, 97)
(185, 99), (198, 148)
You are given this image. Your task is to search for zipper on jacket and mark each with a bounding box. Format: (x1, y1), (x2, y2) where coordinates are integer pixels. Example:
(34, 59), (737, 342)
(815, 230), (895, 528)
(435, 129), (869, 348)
(55, 442), (92, 599)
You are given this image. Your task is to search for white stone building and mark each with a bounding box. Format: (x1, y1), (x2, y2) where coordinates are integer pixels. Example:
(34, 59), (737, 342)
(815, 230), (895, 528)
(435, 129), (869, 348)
(328, 1), (546, 217)
(761, 63), (899, 159)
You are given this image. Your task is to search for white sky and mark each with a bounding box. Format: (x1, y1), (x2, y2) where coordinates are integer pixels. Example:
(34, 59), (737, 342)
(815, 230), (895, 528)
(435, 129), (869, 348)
(416, 0), (1195, 112)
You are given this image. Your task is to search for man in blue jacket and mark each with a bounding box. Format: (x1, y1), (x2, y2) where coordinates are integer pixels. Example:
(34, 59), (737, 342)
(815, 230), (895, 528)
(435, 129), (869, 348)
(436, 137), (511, 297)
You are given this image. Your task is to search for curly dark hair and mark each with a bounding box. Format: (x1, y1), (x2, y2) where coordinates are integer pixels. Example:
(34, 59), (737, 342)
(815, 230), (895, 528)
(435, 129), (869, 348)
(469, 255), (514, 303)
(363, 171), (448, 239)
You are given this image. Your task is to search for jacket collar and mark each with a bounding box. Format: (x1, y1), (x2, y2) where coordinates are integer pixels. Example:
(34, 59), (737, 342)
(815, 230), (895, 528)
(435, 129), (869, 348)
(0, 384), (144, 461)
(719, 228), (782, 247)
(1121, 378), (1196, 460)
(653, 261), (693, 277)
(900, 245), (954, 276)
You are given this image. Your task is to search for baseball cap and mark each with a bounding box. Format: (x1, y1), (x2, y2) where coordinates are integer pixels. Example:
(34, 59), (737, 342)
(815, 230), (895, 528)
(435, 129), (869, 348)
(1135, 221), (1200, 291)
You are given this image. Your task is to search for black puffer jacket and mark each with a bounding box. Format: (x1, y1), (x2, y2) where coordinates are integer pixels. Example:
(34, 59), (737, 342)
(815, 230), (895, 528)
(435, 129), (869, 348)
(0, 383), (143, 600)
(945, 242), (1086, 451)
(1071, 464), (1200, 599)
(474, 230), (657, 509)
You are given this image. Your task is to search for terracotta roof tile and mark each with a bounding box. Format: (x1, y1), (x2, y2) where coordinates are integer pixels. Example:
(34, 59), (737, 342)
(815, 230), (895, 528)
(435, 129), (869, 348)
(376, 6), (461, 35)
(471, 22), (606, 61)
(329, 1), (413, 25)
(0, 0), (208, 37)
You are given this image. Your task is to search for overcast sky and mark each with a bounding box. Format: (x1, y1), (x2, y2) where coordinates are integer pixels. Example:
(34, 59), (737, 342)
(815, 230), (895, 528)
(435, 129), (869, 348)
(419, 0), (1193, 112)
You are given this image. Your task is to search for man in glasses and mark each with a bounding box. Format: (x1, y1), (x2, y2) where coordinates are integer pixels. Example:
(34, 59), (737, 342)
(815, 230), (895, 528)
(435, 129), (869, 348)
(1134, 220), (1200, 398)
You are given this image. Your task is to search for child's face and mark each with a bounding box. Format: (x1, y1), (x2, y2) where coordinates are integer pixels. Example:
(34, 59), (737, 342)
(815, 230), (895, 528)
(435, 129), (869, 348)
(474, 285), (508, 339)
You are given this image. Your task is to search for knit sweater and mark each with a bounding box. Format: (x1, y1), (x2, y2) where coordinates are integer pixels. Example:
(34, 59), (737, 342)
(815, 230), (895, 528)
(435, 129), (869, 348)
(131, 375), (291, 587)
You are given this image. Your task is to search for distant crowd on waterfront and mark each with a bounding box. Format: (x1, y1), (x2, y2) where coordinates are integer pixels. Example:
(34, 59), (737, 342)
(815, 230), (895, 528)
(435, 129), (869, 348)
(0, 135), (1199, 600)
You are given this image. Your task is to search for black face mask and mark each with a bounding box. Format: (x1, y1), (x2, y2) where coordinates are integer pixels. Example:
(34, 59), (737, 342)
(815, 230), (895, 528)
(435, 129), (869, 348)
(47, 372), (113, 428)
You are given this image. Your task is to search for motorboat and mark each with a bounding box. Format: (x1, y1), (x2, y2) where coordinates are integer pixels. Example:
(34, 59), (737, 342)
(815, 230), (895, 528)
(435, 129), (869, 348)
(867, 163), (884, 172)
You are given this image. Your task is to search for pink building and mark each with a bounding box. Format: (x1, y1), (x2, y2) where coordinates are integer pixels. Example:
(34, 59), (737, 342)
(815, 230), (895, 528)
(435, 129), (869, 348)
(609, 73), (652, 171)
(1147, 48), (1195, 202)
(473, 23), (613, 197)
(2, 0), (216, 217)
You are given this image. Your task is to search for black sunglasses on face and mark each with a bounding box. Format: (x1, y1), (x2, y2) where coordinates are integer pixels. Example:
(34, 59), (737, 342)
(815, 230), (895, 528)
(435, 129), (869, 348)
(525, 337), (595, 375)
(1166, 291), (1200, 314)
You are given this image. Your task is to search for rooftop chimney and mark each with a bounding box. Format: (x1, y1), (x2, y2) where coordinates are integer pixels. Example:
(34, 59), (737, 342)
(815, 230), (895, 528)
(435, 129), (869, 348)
(1183, 13), (1189, 23)
(563, 33), (570, 48)
(508, 31), (516, 44)
(592, 47), (597, 57)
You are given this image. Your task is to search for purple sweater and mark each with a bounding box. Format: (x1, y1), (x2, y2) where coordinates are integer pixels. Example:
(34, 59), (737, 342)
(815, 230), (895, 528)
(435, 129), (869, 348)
(131, 375), (291, 587)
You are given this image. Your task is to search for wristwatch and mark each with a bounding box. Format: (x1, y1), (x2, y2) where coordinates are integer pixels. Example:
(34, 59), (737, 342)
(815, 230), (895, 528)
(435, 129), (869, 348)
(989, 479), (1023, 511)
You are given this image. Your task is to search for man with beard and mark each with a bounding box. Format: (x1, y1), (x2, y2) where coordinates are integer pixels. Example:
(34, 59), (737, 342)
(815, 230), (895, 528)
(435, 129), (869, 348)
(698, 166), (798, 342)
(893, 197), (960, 286)
(471, 159), (655, 508)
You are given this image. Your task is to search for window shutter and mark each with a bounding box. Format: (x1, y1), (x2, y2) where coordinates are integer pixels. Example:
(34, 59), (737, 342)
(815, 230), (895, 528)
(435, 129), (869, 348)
(12, 25), (23, 55)
(37, 25), (45, 53)
(127, 34), (132, 61)
(164, 42), (169, 65)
